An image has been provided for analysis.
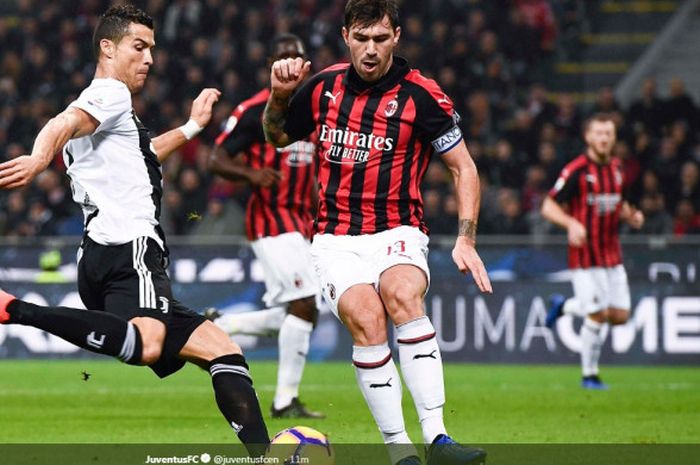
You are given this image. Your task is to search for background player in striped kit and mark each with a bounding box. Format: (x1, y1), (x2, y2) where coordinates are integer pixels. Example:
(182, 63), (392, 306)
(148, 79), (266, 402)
(208, 34), (323, 419)
(262, 1), (492, 464)
(0, 5), (269, 454)
(542, 113), (645, 390)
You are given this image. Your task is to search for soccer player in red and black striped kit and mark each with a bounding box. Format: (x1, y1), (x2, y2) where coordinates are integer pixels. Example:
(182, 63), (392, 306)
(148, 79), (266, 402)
(208, 34), (323, 419)
(263, 1), (492, 464)
(542, 114), (644, 390)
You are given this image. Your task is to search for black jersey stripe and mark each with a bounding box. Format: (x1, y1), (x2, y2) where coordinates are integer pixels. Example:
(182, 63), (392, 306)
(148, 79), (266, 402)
(131, 113), (162, 221)
(267, 141), (286, 235)
(323, 79), (356, 234)
(374, 86), (410, 232)
(347, 92), (384, 235)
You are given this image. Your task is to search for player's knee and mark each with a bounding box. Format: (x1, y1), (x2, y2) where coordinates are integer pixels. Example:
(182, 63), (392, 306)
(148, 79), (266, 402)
(346, 311), (386, 345)
(287, 297), (318, 324)
(383, 282), (422, 321)
(140, 341), (163, 365)
(588, 309), (608, 324)
(608, 310), (629, 325)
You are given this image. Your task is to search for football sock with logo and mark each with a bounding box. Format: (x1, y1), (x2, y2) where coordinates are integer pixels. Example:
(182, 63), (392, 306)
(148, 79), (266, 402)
(215, 306), (286, 336)
(396, 316), (447, 444)
(209, 354), (270, 456)
(6, 300), (142, 364)
(273, 314), (313, 409)
(581, 318), (605, 376)
(353, 344), (417, 463)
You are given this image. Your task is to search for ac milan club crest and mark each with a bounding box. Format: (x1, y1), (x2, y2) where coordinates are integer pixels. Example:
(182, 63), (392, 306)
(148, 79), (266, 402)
(384, 99), (398, 117)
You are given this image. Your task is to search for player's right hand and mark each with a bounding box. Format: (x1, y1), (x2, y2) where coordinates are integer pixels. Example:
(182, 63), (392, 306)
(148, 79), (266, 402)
(567, 219), (587, 247)
(0, 155), (42, 189)
(270, 58), (311, 97)
(249, 168), (283, 187)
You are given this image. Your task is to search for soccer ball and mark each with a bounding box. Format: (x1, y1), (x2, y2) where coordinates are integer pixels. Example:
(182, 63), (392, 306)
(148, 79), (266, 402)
(268, 426), (334, 465)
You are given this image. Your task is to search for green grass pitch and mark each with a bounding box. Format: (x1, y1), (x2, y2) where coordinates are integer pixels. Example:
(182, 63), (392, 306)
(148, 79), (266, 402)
(0, 360), (698, 444)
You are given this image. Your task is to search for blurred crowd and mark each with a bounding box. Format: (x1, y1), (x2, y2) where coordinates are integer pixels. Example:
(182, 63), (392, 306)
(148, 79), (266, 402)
(0, 0), (698, 238)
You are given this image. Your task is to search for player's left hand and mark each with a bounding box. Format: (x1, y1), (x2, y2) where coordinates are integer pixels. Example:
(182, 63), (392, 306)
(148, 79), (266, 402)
(0, 155), (43, 189)
(628, 210), (644, 229)
(452, 237), (493, 293)
(189, 88), (222, 128)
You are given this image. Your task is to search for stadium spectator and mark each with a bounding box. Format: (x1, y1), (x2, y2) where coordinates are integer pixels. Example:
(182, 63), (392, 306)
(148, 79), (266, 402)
(1, 0), (698, 236)
(628, 77), (665, 136)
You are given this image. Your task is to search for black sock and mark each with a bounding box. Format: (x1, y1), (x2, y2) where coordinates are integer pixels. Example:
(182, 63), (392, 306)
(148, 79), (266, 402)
(209, 354), (270, 456)
(7, 300), (142, 364)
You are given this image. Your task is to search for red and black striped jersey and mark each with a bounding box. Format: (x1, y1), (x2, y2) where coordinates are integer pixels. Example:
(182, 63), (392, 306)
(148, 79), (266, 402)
(215, 88), (316, 241)
(284, 57), (463, 235)
(549, 154), (625, 269)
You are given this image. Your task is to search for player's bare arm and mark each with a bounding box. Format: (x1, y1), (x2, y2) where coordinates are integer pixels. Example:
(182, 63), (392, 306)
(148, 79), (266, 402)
(263, 57), (311, 148)
(151, 88), (221, 162)
(0, 107), (98, 189)
(442, 141), (493, 294)
(541, 196), (587, 247)
(620, 201), (645, 229)
(209, 148), (283, 187)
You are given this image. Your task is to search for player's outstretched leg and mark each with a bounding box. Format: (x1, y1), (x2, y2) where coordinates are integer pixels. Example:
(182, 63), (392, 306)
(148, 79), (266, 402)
(545, 294), (566, 328)
(1, 290), (142, 364)
(272, 297), (324, 419)
(396, 317), (486, 465)
(180, 321), (270, 456)
(207, 306), (286, 337)
(580, 316), (608, 390)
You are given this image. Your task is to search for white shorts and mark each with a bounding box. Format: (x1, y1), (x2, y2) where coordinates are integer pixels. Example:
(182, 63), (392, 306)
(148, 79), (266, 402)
(571, 264), (631, 314)
(310, 226), (430, 316)
(251, 232), (320, 308)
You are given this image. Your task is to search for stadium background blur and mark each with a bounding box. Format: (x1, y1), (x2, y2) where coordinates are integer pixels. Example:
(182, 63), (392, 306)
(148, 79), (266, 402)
(1, 0), (698, 239)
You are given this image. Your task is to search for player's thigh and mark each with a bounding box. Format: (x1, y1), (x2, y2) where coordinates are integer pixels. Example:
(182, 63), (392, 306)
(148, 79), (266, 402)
(309, 234), (375, 318)
(571, 267), (609, 316)
(379, 264), (428, 325)
(178, 320), (242, 369)
(376, 226), (430, 288)
(251, 232), (320, 308)
(607, 265), (631, 311)
(337, 283), (388, 346)
(607, 265), (631, 324)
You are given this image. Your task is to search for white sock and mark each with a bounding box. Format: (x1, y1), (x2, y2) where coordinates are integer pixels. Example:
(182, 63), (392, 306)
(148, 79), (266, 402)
(563, 298), (583, 317)
(353, 344), (417, 463)
(396, 316), (447, 444)
(581, 318), (605, 377)
(215, 306), (286, 336)
(273, 314), (313, 410)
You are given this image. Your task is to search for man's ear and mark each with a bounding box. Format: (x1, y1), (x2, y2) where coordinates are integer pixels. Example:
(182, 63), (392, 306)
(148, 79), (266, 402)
(393, 26), (401, 46)
(342, 27), (349, 46)
(100, 39), (115, 59)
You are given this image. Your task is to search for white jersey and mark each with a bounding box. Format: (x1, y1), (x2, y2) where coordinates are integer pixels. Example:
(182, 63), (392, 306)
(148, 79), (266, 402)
(63, 78), (164, 249)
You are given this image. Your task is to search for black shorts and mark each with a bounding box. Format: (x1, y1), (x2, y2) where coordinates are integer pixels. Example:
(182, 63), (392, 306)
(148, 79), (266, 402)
(78, 235), (206, 378)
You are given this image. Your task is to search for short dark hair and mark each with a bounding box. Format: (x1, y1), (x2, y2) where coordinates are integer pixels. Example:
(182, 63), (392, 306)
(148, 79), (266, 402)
(269, 33), (306, 60)
(344, 0), (399, 30)
(584, 113), (615, 132)
(93, 4), (154, 60)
